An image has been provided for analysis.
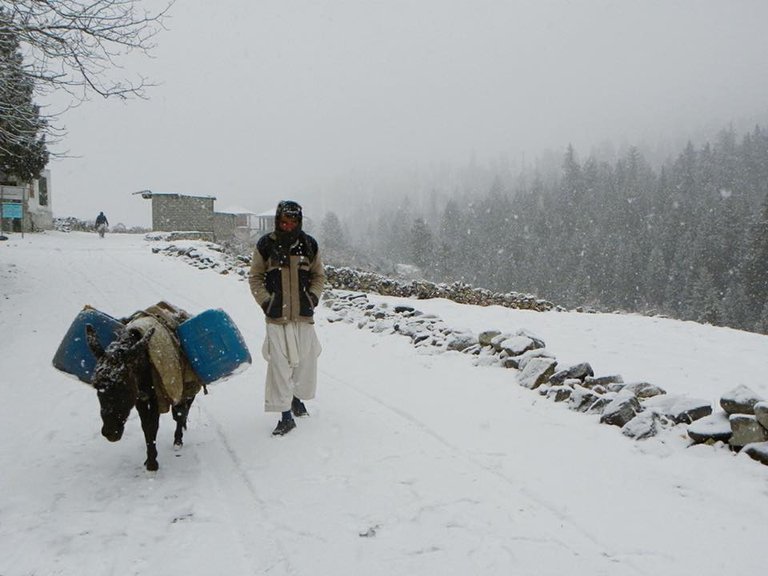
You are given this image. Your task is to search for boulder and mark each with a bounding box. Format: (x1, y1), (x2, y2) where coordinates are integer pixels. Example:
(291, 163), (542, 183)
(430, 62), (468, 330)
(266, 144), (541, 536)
(463, 343), (483, 355)
(499, 335), (536, 356)
(607, 382), (626, 393)
(754, 401), (768, 430)
(546, 385), (572, 402)
(549, 362), (594, 385)
(490, 333), (510, 352)
(720, 384), (764, 415)
(687, 412), (732, 444)
(393, 319), (424, 339)
(591, 395), (615, 414)
(513, 329), (546, 350)
(622, 411), (671, 440)
(729, 414), (768, 449)
(600, 391), (642, 427)
(517, 357), (557, 390)
(643, 394), (712, 424)
(478, 330), (501, 347)
(445, 332), (478, 352)
(623, 381), (666, 399)
(567, 362), (594, 381)
(515, 348), (555, 370)
(584, 374), (624, 388)
(568, 385), (601, 413)
(412, 332), (431, 345)
(742, 442), (768, 466)
(589, 384), (609, 396)
(394, 305), (416, 314)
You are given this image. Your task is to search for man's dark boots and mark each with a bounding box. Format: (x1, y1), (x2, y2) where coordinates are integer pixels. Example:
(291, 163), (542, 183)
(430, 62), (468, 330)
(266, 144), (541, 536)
(272, 410), (296, 436)
(273, 417), (296, 436)
(291, 396), (308, 417)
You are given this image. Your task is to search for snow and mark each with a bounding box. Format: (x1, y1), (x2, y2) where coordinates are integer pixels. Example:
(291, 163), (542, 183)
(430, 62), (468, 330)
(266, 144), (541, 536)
(217, 205), (258, 215)
(688, 412), (734, 437)
(721, 383), (763, 407)
(2, 231), (768, 576)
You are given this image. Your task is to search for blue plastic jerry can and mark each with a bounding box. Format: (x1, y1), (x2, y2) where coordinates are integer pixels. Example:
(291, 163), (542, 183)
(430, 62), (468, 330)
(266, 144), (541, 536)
(52, 307), (125, 383)
(177, 309), (252, 384)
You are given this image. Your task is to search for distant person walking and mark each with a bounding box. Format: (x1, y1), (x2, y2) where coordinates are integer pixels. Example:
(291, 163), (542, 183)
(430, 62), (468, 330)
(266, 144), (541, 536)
(95, 211), (109, 238)
(248, 200), (325, 436)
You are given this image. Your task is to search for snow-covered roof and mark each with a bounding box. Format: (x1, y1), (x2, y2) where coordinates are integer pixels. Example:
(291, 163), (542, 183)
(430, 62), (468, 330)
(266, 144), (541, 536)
(136, 191), (216, 200)
(217, 205), (258, 215)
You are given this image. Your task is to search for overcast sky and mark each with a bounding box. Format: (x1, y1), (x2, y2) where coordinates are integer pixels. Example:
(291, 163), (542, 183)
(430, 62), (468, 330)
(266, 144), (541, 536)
(47, 0), (768, 227)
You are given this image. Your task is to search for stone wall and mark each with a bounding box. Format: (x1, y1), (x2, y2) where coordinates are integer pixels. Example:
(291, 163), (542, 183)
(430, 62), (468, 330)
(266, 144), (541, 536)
(151, 194), (215, 233)
(323, 290), (768, 469)
(148, 238), (768, 468)
(325, 265), (556, 312)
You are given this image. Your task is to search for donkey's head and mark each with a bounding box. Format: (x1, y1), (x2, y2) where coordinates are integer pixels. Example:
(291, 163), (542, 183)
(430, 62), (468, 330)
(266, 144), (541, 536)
(86, 324), (154, 442)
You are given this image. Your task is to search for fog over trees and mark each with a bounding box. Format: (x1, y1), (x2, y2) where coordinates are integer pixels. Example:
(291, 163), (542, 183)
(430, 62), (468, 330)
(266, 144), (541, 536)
(319, 124), (768, 335)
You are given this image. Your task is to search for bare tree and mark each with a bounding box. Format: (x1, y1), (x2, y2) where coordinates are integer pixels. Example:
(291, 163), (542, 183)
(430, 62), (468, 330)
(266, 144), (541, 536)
(2, 0), (174, 100)
(0, 0), (173, 167)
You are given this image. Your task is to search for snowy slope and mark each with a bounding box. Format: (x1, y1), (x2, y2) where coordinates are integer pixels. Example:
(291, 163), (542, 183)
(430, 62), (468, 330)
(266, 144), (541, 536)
(1, 231), (767, 576)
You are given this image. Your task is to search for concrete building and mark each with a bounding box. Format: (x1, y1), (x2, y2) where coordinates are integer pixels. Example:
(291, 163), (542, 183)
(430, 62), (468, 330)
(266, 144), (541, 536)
(141, 192), (217, 234)
(139, 191), (311, 244)
(0, 169), (53, 233)
(140, 191), (265, 243)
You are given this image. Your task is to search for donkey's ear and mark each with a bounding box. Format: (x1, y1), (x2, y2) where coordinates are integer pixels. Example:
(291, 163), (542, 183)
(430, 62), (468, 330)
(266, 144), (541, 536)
(129, 326), (154, 351)
(85, 324), (105, 359)
(139, 326), (155, 345)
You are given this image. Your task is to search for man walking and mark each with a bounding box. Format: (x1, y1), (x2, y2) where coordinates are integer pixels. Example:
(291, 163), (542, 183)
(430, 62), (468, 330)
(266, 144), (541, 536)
(249, 200), (325, 436)
(95, 211), (109, 238)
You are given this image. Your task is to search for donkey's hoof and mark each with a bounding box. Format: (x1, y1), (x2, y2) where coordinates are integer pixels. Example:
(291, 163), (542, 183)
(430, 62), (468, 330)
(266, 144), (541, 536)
(145, 460), (159, 472)
(173, 441), (183, 451)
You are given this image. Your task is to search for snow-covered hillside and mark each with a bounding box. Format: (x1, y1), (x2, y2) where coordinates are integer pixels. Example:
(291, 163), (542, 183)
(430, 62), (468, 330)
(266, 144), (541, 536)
(1, 231), (767, 576)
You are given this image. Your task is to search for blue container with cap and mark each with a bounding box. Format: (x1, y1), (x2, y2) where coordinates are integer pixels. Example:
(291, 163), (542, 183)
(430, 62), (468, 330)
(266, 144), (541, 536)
(52, 307), (125, 383)
(177, 309), (251, 384)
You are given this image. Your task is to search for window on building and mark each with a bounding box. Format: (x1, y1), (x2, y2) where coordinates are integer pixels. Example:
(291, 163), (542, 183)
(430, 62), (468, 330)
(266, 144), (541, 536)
(39, 177), (48, 206)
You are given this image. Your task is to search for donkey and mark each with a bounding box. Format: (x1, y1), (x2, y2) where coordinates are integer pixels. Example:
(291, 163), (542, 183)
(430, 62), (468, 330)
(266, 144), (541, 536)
(85, 323), (197, 471)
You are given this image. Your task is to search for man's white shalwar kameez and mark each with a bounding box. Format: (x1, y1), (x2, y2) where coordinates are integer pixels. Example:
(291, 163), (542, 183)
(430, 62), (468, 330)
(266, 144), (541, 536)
(262, 322), (321, 412)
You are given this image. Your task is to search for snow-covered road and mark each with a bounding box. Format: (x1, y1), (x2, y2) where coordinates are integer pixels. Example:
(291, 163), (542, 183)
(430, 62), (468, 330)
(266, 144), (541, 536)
(1, 232), (767, 576)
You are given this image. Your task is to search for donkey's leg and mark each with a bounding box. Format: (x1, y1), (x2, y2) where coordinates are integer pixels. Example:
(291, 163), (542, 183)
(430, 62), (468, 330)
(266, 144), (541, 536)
(136, 398), (160, 471)
(172, 396), (195, 447)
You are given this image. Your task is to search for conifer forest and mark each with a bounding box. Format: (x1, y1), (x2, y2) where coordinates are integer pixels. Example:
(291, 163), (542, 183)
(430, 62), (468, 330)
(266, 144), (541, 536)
(324, 126), (768, 335)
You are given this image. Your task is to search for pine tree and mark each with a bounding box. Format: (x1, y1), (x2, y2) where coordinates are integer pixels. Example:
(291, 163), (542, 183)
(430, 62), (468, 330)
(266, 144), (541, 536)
(320, 211), (348, 253)
(691, 267), (721, 325)
(409, 217), (435, 275)
(0, 13), (49, 180)
(742, 193), (768, 315)
(758, 302), (768, 334)
(643, 244), (667, 310)
(437, 199), (466, 282)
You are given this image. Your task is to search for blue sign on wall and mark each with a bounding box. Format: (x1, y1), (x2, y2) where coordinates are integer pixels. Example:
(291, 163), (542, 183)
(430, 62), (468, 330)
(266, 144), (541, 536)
(1, 203), (22, 219)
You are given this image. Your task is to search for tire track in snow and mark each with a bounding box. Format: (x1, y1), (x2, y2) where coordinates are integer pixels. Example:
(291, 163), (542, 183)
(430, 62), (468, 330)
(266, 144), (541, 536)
(194, 406), (298, 576)
(94, 250), (212, 312)
(47, 240), (209, 314)
(46, 247), (116, 308)
(319, 366), (645, 574)
(46, 239), (288, 573)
